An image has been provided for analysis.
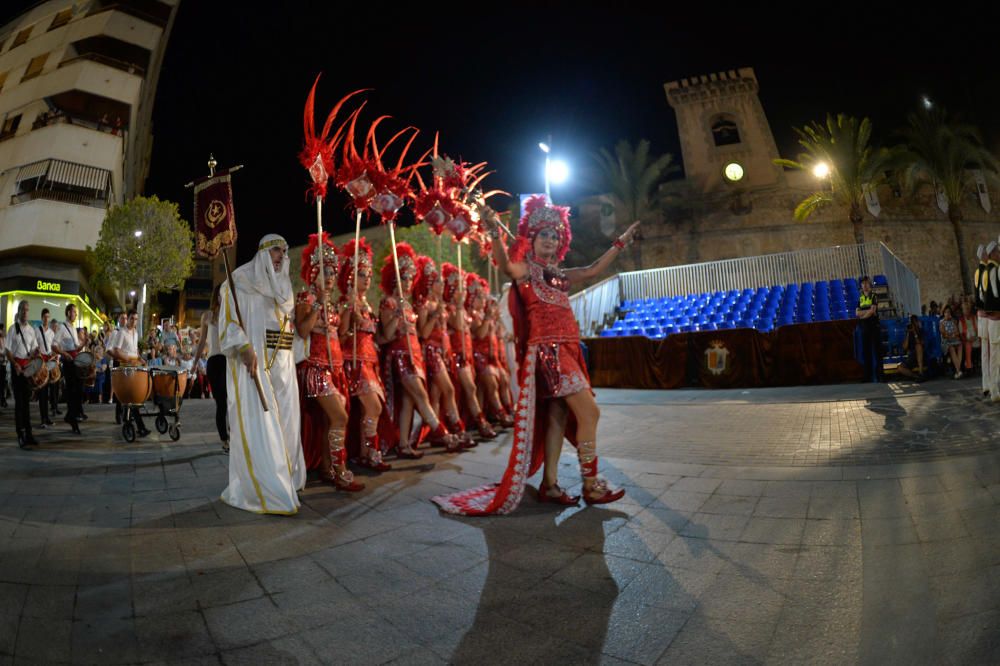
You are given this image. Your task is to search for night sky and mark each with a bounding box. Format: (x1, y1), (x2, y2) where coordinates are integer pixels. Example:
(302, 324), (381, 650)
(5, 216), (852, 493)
(7, 3), (1000, 263)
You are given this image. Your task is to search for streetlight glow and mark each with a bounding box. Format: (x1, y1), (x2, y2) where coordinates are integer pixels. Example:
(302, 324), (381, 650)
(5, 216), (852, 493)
(547, 159), (570, 185)
(812, 162), (830, 179)
(134, 230), (143, 238)
(538, 142), (550, 154)
(921, 95), (932, 110)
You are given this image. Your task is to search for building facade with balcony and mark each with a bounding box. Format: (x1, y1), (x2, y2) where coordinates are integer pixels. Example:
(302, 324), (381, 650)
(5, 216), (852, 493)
(0, 0), (178, 334)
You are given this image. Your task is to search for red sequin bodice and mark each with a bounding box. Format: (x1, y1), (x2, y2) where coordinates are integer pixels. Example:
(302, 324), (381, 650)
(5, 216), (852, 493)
(517, 260), (579, 345)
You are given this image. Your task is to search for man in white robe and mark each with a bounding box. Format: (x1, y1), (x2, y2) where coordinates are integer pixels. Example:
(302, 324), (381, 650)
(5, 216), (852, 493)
(219, 234), (305, 514)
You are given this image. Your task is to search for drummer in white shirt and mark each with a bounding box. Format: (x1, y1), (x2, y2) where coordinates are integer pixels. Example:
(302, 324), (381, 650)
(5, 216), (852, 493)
(106, 309), (150, 437)
(3, 300), (40, 448)
(108, 313), (126, 423)
(52, 303), (86, 434)
(35, 308), (57, 430)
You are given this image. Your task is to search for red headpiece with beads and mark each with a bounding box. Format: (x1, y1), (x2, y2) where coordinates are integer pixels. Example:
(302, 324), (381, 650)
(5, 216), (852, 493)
(441, 262), (462, 304)
(412, 255), (438, 305)
(300, 232), (338, 286)
(379, 242), (418, 296)
(510, 194), (572, 263)
(464, 272), (488, 310)
(337, 237), (373, 296)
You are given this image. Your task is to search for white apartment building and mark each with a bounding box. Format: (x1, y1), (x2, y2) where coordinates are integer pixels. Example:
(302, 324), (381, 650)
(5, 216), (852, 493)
(0, 0), (178, 333)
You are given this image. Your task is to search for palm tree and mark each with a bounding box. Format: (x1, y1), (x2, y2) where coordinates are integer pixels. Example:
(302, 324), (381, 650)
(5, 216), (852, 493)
(589, 139), (678, 268)
(774, 113), (891, 245)
(893, 107), (1000, 295)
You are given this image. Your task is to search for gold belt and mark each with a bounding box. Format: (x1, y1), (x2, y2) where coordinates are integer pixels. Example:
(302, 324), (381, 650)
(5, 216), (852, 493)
(265, 329), (294, 350)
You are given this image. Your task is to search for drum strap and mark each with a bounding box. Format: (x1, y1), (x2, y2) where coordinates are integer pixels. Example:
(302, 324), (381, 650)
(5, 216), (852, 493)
(38, 325), (49, 353)
(63, 323), (79, 357)
(15, 323), (29, 358)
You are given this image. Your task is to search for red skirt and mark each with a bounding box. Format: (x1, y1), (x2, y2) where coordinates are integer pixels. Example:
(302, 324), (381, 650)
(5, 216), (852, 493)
(535, 341), (590, 399)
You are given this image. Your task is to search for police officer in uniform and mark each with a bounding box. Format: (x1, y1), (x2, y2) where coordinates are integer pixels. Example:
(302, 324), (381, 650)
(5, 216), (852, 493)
(856, 275), (882, 382)
(4, 301), (40, 448)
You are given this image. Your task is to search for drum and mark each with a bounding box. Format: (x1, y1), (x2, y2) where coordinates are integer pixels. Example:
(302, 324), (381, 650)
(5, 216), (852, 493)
(45, 359), (62, 386)
(73, 350), (98, 387)
(24, 358), (49, 390)
(111, 366), (151, 405)
(152, 366), (188, 398)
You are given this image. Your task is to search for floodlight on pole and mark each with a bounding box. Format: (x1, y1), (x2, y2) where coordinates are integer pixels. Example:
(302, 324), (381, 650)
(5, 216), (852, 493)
(547, 159), (570, 186)
(538, 142), (550, 154)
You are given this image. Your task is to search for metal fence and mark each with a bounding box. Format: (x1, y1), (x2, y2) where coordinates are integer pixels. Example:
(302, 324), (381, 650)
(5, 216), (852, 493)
(569, 275), (621, 337)
(569, 242), (921, 336)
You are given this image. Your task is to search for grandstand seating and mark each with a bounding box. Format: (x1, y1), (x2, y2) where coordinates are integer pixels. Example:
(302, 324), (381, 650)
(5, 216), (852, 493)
(601, 275), (879, 339)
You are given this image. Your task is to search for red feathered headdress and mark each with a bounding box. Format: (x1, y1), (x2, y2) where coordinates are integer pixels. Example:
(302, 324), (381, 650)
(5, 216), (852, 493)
(379, 242), (418, 296)
(412, 255), (438, 305)
(300, 232), (338, 286)
(299, 76), (367, 201)
(464, 272), (488, 310)
(338, 237), (373, 296)
(510, 194), (572, 263)
(441, 262), (462, 304)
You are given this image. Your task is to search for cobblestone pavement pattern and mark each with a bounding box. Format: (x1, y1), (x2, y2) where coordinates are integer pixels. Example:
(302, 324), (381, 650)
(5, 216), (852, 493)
(0, 379), (997, 664)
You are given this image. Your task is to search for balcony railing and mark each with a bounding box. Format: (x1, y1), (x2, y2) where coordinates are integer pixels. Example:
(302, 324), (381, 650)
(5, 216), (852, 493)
(10, 189), (109, 209)
(59, 52), (146, 76)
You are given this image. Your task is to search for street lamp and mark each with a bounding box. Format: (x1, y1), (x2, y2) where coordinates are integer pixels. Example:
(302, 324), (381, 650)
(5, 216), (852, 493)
(134, 230), (142, 238)
(812, 162), (830, 179)
(547, 159), (570, 186)
(539, 137), (552, 200)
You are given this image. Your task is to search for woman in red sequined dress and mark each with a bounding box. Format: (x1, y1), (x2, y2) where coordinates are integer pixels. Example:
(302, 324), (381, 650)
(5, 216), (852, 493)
(294, 233), (364, 492)
(432, 196), (640, 515)
(377, 243), (461, 456)
(337, 238), (389, 472)
(488, 296), (515, 418)
(442, 263), (497, 440)
(467, 273), (513, 429)
(413, 255), (476, 449)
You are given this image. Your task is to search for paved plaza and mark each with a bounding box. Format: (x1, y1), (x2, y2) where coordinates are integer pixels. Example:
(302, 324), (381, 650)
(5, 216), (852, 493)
(0, 379), (998, 664)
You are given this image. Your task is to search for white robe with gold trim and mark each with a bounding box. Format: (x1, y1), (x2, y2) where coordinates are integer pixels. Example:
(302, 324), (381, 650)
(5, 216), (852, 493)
(219, 280), (304, 515)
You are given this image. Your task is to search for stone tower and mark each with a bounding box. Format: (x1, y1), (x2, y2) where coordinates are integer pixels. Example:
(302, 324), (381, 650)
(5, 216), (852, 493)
(664, 67), (783, 194)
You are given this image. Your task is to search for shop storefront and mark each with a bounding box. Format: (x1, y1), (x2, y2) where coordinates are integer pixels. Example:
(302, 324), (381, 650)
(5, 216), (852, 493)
(0, 276), (108, 334)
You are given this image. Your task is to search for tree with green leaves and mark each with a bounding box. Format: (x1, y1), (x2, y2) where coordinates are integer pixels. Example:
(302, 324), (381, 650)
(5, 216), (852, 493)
(589, 139), (678, 268)
(774, 113), (891, 244)
(893, 107), (1000, 295)
(88, 195), (194, 330)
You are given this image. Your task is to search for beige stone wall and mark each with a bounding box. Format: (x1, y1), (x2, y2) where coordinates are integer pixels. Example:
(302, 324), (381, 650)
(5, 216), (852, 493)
(578, 180), (1000, 305)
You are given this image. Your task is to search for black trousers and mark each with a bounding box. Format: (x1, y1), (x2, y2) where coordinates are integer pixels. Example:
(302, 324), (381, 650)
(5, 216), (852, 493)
(0, 363), (7, 404)
(62, 359), (83, 421)
(49, 377), (59, 412)
(37, 383), (50, 424)
(860, 321), (883, 382)
(206, 354), (229, 442)
(12, 371), (32, 436)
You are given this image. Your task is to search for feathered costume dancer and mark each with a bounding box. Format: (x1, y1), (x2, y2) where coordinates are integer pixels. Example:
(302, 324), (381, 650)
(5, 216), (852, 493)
(442, 262), (497, 440)
(467, 273), (513, 428)
(413, 255), (475, 447)
(432, 197), (637, 515)
(338, 237), (389, 471)
(377, 243), (460, 455)
(295, 233), (363, 491)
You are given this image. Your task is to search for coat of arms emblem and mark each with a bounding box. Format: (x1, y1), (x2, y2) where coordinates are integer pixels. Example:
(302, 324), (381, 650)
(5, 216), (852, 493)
(705, 340), (730, 375)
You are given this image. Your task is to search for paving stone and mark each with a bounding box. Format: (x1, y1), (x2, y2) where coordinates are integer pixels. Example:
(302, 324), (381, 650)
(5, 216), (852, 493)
(0, 388), (997, 664)
(14, 617), (72, 662)
(658, 612), (775, 665)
